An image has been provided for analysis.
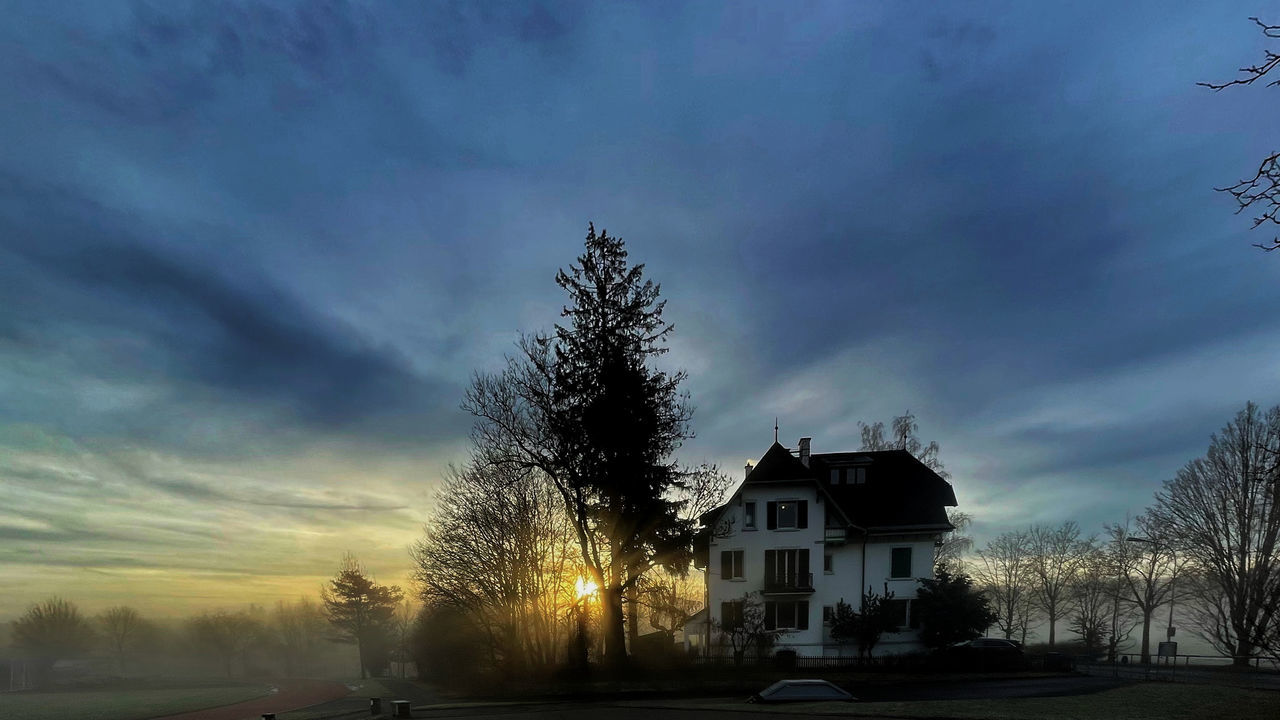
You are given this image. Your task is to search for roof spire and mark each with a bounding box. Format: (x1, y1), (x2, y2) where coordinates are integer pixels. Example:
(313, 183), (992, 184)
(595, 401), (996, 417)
(774, 417), (779, 443)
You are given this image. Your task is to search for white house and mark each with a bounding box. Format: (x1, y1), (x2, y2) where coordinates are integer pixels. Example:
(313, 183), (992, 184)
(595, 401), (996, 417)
(692, 437), (957, 658)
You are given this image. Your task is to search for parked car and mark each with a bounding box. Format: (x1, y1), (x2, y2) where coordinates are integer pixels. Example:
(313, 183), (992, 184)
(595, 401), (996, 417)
(933, 638), (1027, 671)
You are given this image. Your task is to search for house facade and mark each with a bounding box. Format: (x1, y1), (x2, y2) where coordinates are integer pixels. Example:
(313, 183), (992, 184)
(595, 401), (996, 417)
(693, 437), (957, 658)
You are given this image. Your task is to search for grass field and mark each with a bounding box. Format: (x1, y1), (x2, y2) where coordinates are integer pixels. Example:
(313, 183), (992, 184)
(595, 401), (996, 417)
(626, 683), (1279, 720)
(0, 682), (268, 720)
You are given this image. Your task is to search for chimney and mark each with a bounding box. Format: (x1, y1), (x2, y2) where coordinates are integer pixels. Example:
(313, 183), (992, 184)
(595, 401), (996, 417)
(798, 437), (811, 467)
(744, 460), (755, 478)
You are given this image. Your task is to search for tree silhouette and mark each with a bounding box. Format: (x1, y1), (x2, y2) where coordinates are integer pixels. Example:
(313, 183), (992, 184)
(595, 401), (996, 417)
(97, 606), (147, 675)
(321, 554), (404, 678)
(1200, 18), (1280, 251)
(1152, 402), (1280, 664)
(913, 568), (998, 651)
(830, 585), (899, 661)
(465, 223), (698, 666)
(13, 597), (94, 688)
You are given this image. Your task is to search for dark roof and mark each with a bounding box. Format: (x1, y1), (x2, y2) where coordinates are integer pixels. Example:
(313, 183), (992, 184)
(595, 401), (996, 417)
(811, 449), (957, 529)
(737, 444), (957, 530)
(743, 442), (813, 483)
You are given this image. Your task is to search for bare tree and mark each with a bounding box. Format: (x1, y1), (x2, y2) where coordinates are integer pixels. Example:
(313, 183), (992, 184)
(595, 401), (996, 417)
(1069, 547), (1119, 654)
(860, 412), (967, 573)
(188, 610), (262, 678)
(974, 531), (1037, 641)
(1104, 513), (1185, 663)
(858, 410), (949, 478)
(1152, 402), (1280, 664)
(1026, 522), (1093, 647)
(96, 606), (147, 675)
(713, 592), (781, 665)
(936, 509), (974, 573)
(411, 463), (577, 671)
(13, 598), (95, 688)
(636, 570), (703, 636)
(388, 599), (418, 678)
(272, 598), (327, 677)
(1200, 18), (1280, 252)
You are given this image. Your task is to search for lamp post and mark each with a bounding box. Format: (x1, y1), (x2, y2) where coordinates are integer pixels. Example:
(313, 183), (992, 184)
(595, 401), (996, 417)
(1126, 536), (1175, 663)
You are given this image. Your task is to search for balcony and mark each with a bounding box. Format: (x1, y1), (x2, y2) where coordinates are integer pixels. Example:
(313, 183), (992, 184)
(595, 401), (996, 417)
(763, 572), (815, 594)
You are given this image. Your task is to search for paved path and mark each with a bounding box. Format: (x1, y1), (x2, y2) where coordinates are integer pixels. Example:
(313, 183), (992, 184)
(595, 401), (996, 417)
(152, 679), (350, 720)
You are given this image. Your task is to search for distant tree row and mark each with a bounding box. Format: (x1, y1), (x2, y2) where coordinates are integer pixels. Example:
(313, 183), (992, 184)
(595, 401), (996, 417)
(969, 403), (1280, 666)
(6, 554), (408, 688)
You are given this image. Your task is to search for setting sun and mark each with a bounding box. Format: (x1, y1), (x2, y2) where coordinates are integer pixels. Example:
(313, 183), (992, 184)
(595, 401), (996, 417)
(574, 577), (599, 600)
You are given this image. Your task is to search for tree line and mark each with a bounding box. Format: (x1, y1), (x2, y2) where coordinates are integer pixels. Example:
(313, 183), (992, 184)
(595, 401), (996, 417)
(5, 553), (409, 688)
(971, 403), (1280, 666)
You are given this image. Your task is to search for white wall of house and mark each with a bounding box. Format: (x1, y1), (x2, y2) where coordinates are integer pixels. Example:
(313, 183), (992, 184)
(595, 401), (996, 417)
(707, 483), (937, 657)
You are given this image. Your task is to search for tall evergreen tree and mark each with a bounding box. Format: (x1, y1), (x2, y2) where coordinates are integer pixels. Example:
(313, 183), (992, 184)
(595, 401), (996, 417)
(465, 223), (696, 665)
(321, 554), (404, 678)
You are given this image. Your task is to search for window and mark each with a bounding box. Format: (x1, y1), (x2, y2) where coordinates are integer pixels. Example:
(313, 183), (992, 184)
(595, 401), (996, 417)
(721, 600), (743, 629)
(764, 548), (810, 588)
(822, 605), (835, 624)
(829, 469), (839, 484)
(853, 467), (866, 484)
(891, 547), (912, 578)
(744, 502), (757, 530)
(888, 599), (909, 628)
(764, 600), (810, 631)
(720, 549), (744, 580)
(777, 501), (797, 528)
(766, 500), (807, 530)
(823, 553), (833, 574)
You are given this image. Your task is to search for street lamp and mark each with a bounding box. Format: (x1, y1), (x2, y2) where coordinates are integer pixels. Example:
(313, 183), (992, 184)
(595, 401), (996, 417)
(1126, 536), (1176, 647)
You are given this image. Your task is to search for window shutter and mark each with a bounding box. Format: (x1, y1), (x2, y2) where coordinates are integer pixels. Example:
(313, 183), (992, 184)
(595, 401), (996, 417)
(798, 601), (810, 630)
(720, 550), (732, 580)
(764, 601), (776, 631)
(720, 602), (731, 627)
(766, 501), (777, 530)
(799, 548), (810, 586)
(798, 500), (808, 528)
(764, 549), (776, 586)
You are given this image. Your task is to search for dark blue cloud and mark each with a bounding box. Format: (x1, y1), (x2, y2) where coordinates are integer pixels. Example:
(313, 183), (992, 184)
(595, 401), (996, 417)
(0, 0), (1277, 540)
(0, 174), (459, 447)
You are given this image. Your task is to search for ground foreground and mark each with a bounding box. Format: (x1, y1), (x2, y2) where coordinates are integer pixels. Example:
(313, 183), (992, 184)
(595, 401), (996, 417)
(626, 682), (1277, 719)
(406, 683), (1276, 720)
(0, 682), (267, 720)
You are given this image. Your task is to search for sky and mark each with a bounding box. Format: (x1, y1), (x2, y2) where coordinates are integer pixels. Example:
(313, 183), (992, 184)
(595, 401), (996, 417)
(1, 0), (1278, 620)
